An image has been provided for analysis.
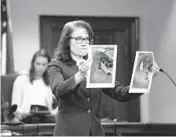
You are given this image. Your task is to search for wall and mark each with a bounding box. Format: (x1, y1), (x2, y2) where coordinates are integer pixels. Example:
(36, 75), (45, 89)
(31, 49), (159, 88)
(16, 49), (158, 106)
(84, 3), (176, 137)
(10, 0), (176, 123)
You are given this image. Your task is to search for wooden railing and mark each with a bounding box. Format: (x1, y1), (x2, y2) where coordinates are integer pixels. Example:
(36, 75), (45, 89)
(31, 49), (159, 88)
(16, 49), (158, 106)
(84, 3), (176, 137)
(1, 121), (176, 136)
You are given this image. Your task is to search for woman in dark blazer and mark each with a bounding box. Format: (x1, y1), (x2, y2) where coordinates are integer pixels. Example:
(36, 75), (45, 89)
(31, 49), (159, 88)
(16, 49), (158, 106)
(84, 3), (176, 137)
(45, 20), (160, 136)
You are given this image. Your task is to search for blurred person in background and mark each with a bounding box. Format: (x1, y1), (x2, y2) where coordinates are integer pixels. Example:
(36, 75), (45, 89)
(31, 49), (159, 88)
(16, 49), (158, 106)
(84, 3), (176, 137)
(11, 49), (57, 123)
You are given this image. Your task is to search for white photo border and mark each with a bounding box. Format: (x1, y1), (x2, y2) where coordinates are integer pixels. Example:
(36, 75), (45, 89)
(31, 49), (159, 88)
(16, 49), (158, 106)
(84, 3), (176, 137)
(129, 51), (155, 93)
(86, 45), (118, 88)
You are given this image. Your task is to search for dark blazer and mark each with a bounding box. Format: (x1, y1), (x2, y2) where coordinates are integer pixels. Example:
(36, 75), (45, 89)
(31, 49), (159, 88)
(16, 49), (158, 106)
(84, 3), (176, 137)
(45, 59), (142, 136)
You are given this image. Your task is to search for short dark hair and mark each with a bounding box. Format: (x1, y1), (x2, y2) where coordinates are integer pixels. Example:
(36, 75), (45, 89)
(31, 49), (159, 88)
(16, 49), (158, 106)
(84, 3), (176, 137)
(54, 20), (94, 62)
(29, 49), (51, 85)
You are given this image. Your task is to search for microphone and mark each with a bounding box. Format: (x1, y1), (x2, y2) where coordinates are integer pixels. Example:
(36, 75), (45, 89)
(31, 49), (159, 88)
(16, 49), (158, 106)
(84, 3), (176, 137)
(159, 68), (176, 87)
(159, 68), (164, 72)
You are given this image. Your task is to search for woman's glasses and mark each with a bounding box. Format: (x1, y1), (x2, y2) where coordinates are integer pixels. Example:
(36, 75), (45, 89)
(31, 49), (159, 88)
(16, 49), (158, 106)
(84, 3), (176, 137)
(70, 36), (90, 44)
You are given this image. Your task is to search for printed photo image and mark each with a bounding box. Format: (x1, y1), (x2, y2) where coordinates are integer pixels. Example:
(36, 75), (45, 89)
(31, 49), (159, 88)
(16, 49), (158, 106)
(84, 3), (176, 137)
(129, 51), (154, 93)
(86, 45), (117, 88)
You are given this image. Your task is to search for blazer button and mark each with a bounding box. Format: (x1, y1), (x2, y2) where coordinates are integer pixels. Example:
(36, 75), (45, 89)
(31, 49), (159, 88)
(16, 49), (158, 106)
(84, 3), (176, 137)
(88, 110), (91, 113)
(87, 98), (90, 102)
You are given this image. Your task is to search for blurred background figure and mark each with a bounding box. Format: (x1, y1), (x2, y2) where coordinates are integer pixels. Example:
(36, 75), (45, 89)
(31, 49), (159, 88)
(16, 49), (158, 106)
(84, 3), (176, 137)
(11, 49), (57, 123)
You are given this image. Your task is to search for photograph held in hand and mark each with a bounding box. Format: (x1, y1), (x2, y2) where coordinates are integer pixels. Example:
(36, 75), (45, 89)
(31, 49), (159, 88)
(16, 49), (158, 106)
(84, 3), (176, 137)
(86, 45), (117, 88)
(129, 51), (155, 93)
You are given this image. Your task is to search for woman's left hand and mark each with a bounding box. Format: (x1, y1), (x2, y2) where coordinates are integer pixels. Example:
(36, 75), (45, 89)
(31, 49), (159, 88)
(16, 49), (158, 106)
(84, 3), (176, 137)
(151, 62), (160, 77)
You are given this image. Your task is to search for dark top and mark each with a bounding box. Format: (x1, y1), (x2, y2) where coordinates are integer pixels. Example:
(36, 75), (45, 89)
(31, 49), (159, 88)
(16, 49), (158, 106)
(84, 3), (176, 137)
(45, 59), (142, 136)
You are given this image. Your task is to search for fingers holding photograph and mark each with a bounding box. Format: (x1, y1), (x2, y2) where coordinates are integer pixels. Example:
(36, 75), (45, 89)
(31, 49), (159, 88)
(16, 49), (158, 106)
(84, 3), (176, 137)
(129, 51), (154, 93)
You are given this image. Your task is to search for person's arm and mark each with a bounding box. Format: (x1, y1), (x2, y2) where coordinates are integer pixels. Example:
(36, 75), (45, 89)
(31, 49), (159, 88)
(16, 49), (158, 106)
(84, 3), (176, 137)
(46, 59), (92, 98)
(11, 75), (25, 120)
(46, 88), (58, 116)
(46, 64), (80, 98)
(102, 81), (142, 102)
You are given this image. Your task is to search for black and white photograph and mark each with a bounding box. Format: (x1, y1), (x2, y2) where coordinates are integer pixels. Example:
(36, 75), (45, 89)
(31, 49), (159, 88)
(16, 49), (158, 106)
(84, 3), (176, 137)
(87, 45), (117, 88)
(1, 0), (176, 136)
(129, 51), (154, 93)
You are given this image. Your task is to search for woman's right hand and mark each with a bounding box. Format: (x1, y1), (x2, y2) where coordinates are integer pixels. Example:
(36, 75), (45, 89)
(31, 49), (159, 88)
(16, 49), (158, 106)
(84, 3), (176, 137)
(75, 58), (92, 84)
